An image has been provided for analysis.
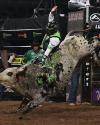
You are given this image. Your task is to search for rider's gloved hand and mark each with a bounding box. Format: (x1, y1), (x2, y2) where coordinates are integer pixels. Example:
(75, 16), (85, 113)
(32, 57), (39, 64)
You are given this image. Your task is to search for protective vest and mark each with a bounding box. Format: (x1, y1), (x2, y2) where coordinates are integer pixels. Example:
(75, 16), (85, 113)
(50, 31), (61, 39)
(41, 31), (61, 50)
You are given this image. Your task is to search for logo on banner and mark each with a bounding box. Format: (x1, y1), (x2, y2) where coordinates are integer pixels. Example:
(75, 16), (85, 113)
(96, 90), (100, 101)
(92, 88), (100, 102)
(90, 13), (100, 22)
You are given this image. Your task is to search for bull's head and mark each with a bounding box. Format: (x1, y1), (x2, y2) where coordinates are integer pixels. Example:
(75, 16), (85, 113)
(0, 67), (18, 87)
(0, 66), (29, 96)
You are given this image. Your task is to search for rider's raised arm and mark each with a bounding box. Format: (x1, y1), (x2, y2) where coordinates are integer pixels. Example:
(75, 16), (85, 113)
(48, 5), (58, 23)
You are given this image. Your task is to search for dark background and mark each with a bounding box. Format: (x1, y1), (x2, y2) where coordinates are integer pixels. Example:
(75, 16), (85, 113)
(0, 0), (99, 18)
(0, 0), (48, 18)
(0, 0), (68, 18)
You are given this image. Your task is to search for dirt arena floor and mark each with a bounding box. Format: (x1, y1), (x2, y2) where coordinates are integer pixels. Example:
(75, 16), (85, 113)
(0, 101), (100, 125)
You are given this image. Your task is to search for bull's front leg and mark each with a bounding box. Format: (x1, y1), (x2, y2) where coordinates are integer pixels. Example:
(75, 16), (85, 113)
(20, 93), (45, 115)
(2, 95), (32, 114)
(17, 92), (33, 113)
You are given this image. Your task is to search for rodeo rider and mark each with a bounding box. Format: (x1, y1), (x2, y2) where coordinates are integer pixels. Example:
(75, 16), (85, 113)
(41, 5), (61, 62)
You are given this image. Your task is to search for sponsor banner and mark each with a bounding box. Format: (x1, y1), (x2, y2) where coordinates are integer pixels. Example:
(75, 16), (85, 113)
(89, 7), (100, 30)
(67, 10), (84, 32)
(11, 55), (23, 66)
(92, 87), (100, 103)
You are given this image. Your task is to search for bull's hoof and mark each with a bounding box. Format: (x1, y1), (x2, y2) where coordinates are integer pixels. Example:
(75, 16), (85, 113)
(19, 101), (37, 114)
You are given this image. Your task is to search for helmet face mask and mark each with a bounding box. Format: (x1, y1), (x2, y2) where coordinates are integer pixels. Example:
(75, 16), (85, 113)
(46, 21), (57, 35)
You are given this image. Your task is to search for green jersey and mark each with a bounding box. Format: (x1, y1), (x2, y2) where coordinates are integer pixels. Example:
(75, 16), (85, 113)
(50, 31), (61, 39)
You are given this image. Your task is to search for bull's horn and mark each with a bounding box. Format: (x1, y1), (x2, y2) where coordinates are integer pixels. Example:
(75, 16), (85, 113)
(17, 63), (30, 72)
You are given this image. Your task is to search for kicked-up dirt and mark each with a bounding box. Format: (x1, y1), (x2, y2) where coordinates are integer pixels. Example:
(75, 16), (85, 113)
(0, 101), (100, 125)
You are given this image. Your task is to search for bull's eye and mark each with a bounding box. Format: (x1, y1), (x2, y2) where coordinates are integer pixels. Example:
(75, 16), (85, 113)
(7, 72), (13, 76)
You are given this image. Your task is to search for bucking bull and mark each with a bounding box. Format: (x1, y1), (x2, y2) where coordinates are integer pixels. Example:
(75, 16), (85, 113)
(0, 30), (99, 114)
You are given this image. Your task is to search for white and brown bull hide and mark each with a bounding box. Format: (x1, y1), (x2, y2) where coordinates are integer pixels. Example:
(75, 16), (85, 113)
(0, 33), (99, 108)
(58, 35), (99, 84)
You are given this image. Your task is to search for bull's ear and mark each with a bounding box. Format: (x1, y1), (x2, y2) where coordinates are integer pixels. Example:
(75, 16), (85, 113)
(7, 72), (13, 76)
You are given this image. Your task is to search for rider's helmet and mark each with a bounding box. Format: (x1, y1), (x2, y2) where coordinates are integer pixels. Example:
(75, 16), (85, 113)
(46, 21), (57, 35)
